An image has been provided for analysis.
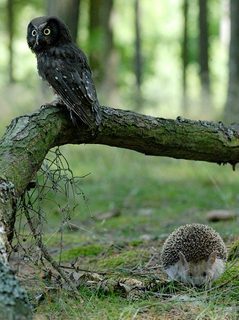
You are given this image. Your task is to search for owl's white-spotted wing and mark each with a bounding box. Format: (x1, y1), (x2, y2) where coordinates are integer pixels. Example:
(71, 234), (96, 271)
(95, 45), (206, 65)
(44, 58), (100, 127)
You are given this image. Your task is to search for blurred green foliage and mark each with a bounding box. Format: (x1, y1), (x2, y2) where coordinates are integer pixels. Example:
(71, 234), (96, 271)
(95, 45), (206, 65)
(0, 0), (229, 132)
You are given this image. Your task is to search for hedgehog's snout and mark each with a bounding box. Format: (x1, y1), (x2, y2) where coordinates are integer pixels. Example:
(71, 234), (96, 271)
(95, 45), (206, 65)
(186, 272), (210, 287)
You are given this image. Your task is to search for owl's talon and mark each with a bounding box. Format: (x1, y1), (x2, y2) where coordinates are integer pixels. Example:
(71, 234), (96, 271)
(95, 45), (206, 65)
(40, 101), (65, 110)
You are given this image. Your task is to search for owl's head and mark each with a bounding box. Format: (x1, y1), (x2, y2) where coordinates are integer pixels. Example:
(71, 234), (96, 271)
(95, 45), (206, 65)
(27, 16), (72, 53)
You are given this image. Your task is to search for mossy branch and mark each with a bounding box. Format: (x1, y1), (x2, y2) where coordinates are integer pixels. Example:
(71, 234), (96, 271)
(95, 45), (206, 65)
(1, 105), (239, 198)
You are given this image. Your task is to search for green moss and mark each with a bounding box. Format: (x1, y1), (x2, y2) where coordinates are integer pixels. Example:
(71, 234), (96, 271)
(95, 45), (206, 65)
(129, 239), (143, 247)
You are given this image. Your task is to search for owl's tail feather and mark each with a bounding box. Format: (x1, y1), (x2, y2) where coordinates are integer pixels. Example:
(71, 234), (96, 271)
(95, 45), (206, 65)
(68, 104), (101, 130)
(93, 103), (102, 127)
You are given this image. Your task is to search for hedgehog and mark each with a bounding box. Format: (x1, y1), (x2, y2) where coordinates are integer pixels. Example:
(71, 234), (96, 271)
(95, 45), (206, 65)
(160, 224), (227, 286)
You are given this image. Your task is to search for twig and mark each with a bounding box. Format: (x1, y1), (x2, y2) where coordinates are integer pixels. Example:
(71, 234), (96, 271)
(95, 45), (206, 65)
(59, 264), (164, 281)
(60, 264), (107, 275)
(23, 205), (81, 298)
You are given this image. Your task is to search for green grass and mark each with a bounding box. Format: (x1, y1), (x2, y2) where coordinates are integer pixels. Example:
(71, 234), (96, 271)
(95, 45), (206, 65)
(96, 248), (149, 269)
(35, 289), (155, 320)
(14, 145), (239, 319)
(58, 244), (105, 262)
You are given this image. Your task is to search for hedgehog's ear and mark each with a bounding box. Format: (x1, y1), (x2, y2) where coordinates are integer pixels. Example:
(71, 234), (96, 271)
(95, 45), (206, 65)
(208, 251), (217, 266)
(178, 251), (187, 267)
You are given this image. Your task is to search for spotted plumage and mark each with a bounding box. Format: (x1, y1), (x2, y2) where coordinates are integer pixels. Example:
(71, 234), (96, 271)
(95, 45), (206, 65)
(27, 16), (101, 128)
(161, 224), (227, 286)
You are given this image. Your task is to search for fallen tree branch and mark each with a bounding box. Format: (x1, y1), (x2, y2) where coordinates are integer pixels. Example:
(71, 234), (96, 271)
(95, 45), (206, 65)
(1, 105), (239, 197)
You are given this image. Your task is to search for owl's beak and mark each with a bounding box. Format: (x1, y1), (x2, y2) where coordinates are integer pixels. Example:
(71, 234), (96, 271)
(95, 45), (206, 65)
(33, 34), (42, 50)
(35, 34), (40, 46)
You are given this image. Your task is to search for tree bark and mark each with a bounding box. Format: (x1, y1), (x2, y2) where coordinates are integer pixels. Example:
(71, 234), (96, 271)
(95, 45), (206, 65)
(1, 105), (239, 198)
(0, 181), (32, 319)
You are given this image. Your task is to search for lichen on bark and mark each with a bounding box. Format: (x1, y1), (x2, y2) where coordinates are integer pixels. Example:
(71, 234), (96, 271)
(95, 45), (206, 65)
(0, 261), (32, 320)
(0, 180), (32, 319)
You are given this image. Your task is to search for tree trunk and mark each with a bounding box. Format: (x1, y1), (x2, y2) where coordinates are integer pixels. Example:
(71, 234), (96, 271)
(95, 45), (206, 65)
(89, 0), (101, 75)
(181, 0), (189, 115)
(89, 0), (114, 84)
(134, 0), (143, 110)
(7, 0), (14, 83)
(47, 0), (80, 42)
(224, 0), (239, 124)
(0, 182), (32, 319)
(198, 0), (211, 111)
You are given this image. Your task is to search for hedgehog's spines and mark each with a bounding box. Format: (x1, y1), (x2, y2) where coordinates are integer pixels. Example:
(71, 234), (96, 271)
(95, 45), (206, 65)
(161, 223), (227, 269)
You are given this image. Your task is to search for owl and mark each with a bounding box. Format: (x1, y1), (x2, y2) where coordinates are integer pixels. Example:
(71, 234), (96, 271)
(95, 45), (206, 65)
(27, 16), (101, 128)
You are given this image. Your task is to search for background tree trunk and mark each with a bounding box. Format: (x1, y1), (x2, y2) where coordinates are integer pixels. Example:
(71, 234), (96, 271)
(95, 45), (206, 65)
(7, 0), (14, 83)
(88, 0), (115, 90)
(89, 0), (113, 78)
(134, 0), (143, 110)
(224, 0), (239, 124)
(89, 0), (101, 76)
(47, 0), (80, 42)
(181, 0), (189, 115)
(198, 0), (211, 111)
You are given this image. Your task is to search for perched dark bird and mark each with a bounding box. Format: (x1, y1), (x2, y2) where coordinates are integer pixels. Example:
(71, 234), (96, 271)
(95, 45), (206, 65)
(27, 16), (101, 128)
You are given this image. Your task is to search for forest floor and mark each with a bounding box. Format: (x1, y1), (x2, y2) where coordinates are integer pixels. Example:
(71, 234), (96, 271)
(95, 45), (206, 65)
(12, 145), (239, 320)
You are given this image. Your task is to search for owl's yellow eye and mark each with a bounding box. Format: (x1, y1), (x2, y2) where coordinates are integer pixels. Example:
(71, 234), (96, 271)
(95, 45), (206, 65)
(44, 28), (51, 36)
(32, 29), (37, 36)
